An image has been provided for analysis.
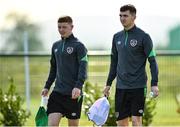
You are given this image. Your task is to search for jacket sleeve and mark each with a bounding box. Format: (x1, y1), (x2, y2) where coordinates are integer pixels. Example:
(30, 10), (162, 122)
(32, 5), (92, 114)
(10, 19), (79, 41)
(143, 33), (159, 86)
(106, 35), (118, 86)
(44, 44), (57, 90)
(75, 43), (88, 89)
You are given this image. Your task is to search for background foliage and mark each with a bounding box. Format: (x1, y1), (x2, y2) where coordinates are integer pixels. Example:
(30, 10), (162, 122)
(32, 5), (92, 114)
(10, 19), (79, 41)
(0, 77), (30, 126)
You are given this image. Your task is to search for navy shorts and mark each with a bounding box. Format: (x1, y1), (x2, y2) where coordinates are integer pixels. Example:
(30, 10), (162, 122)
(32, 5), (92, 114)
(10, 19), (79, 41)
(47, 91), (83, 119)
(115, 88), (146, 120)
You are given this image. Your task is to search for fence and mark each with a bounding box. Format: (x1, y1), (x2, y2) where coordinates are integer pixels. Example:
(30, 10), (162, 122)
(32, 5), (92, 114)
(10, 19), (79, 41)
(0, 50), (180, 125)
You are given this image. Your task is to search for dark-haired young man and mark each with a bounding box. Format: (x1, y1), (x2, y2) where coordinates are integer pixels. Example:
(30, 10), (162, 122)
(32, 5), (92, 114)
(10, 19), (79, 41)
(41, 16), (88, 126)
(103, 4), (159, 126)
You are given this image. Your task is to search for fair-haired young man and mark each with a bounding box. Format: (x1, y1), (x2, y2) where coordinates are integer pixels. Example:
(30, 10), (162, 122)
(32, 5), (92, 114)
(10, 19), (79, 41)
(41, 16), (88, 126)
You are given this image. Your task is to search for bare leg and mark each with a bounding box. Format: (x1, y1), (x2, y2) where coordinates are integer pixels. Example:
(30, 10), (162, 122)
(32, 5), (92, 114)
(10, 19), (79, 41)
(48, 113), (63, 126)
(132, 116), (142, 126)
(68, 119), (79, 127)
(117, 117), (129, 127)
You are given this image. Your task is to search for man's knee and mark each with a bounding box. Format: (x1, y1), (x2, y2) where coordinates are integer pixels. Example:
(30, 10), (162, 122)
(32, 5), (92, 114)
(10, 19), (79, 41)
(48, 113), (62, 126)
(132, 116), (142, 126)
(48, 120), (59, 126)
(117, 117), (129, 126)
(68, 119), (79, 126)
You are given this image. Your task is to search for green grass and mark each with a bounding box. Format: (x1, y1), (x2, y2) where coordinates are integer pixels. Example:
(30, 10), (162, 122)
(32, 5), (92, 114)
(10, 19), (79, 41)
(1, 55), (180, 126)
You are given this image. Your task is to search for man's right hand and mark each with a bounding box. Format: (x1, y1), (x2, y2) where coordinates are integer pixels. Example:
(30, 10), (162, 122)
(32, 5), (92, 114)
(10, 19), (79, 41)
(103, 86), (111, 97)
(41, 88), (49, 97)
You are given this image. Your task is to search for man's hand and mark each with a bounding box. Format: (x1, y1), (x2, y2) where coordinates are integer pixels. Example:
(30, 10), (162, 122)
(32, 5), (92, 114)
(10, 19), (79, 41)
(72, 88), (81, 99)
(151, 86), (159, 97)
(41, 88), (49, 97)
(103, 86), (111, 97)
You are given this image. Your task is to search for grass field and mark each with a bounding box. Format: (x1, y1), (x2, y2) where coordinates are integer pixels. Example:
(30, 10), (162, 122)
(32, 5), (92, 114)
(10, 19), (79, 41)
(0, 55), (180, 126)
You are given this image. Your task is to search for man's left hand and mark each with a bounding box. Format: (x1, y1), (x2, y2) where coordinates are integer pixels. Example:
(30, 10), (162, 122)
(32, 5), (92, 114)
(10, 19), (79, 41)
(151, 86), (159, 98)
(72, 88), (81, 99)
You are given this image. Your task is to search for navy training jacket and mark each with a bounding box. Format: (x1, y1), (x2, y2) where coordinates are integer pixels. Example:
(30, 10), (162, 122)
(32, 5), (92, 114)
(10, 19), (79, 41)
(106, 25), (158, 89)
(44, 34), (88, 95)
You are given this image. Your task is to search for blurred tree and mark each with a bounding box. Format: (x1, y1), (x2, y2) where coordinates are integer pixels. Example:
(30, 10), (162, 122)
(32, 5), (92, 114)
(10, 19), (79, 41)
(0, 12), (44, 53)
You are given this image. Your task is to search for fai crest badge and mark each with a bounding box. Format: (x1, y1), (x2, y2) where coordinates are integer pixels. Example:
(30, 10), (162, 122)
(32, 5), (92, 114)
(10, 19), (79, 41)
(130, 39), (137, 47)
(67, 47), (73, 54)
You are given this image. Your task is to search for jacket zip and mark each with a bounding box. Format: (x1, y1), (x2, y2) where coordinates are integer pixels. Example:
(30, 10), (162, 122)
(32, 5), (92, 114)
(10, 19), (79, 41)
(61, 39), (65, 81)
(125, 31), (128, 46)
(62, 39), (65, 52)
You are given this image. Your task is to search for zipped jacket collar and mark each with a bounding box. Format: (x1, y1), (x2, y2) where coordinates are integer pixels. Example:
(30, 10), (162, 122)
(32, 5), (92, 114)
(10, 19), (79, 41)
(61, 34), (75, 41)
(124, 25), (136, 33)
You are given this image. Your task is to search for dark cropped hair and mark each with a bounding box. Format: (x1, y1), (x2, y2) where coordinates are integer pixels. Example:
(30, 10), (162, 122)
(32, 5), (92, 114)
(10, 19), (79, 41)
(120, 4), (136, 15)
(58, 16), (73, 24)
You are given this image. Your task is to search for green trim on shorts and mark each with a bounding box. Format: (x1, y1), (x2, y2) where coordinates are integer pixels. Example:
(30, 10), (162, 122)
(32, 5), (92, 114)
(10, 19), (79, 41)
(144, 87), (147, 97)
(78, 95), (82, 102)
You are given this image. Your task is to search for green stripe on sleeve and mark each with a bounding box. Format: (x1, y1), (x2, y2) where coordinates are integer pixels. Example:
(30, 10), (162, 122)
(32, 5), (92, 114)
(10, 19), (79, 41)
(148, 49), (156, 57)
(81, 54), (88, 62)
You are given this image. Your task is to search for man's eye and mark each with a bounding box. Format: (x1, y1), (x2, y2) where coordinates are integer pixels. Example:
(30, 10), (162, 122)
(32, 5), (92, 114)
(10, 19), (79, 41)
(58, 26), (67, 29)
(119, 14), (128, 17)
